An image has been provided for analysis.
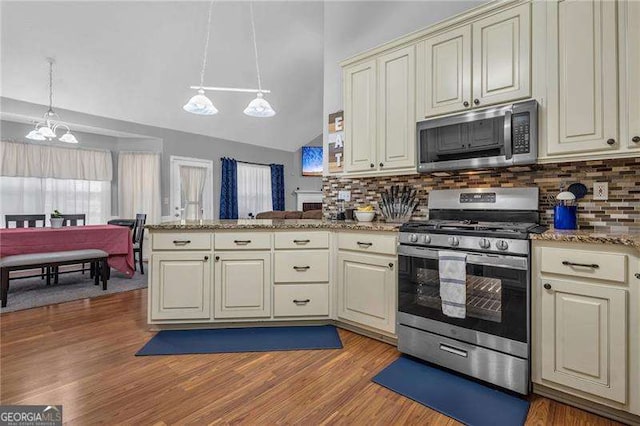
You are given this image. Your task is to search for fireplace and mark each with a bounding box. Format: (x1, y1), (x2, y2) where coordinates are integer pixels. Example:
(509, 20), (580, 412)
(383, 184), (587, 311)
(295, 190), (323, 211)
(302, 202), (323, 212)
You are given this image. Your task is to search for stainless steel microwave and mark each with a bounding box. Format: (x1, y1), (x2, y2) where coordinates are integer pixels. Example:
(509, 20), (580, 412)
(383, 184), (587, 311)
(417, 100), (538, 173)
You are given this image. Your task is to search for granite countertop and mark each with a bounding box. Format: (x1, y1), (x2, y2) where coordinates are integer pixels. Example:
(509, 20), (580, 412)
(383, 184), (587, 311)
(530, 228), (640, 251)
(146, 219), (402, 232)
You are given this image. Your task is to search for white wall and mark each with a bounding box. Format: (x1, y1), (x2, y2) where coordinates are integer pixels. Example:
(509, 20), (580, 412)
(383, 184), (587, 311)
(323, 0), (486, 147)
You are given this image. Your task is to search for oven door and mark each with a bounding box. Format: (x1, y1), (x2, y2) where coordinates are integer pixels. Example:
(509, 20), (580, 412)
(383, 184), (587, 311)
(397, 245), (529, 358)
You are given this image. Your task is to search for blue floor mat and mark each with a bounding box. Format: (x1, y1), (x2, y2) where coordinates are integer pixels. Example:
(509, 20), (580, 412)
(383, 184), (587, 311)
(136, 325), (343, 356)
(372, 355), (530, 426)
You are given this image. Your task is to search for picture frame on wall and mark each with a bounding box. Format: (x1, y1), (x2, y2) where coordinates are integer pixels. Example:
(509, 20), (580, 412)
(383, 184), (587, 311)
(328, 111), (344, 173)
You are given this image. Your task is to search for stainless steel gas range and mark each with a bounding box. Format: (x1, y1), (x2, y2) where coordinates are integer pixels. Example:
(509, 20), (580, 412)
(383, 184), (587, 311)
(396, 187), (545, 395)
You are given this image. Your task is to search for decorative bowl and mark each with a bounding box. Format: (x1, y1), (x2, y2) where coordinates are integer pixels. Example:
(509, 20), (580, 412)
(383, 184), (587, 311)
(354, 211), (375, 222)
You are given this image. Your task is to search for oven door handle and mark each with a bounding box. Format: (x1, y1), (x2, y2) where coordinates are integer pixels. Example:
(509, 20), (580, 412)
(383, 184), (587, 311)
(439, 343), (468, 358)
(397, 245), (528, 270)
(504, 109), (513, 160)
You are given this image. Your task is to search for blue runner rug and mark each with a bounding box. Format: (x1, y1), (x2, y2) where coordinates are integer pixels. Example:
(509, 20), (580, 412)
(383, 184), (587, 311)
(372, 355), (530, 426)
(136, 325), (343, 356)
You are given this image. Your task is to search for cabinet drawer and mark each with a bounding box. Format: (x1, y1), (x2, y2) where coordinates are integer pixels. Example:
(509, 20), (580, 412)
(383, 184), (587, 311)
(274, 232), (329, 249)
(274, 251), (329, 283)
(274, 284), (329, 317)
(540, 247), (627, 283)
(152, 232), (212, 250)
(214, 232), (271, 250)
(338, 232), (397, 255)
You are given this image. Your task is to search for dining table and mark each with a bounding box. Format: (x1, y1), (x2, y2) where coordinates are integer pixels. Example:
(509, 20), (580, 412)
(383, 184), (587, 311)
(0, 224), (135, 277)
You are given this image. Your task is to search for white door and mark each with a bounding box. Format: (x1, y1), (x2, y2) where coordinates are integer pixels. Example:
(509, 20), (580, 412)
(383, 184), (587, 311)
(472, 3), (531, 108)
(418, 25), (472, 118)
(545, 0), (619, 155)
(540, 278), (627, 403)
(150, 252), (211, 320)
(377, 45), (416, 171)
(337, 252), (396, 334)
(344, 60), (377, 172)
(214, 251), (271, 319)
(624, 0), (640, 150)
(170, 156), (214, 220)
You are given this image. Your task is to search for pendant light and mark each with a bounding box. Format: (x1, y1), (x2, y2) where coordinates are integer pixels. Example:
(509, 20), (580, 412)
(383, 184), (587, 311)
(243, 2), (276, 118)
(26, 58), (79, 143)
(183, 0), (218, 115)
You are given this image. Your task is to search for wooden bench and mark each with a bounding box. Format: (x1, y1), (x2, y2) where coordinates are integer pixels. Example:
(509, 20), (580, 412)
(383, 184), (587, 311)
(0, 250), (109, 308)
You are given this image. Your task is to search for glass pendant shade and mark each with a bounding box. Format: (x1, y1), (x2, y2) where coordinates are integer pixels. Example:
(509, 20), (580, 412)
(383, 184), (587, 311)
(59, 131), (79, 144)
(38, 125), (56, 138)
(26, 129), (46, 141)
(183, 89), (218, 115)
(243, 92), (275, 117)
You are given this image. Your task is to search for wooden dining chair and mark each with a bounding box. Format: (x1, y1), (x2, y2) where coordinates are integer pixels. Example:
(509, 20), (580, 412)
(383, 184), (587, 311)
(5, 214), (48, 280)
(132, 214), (147, 274)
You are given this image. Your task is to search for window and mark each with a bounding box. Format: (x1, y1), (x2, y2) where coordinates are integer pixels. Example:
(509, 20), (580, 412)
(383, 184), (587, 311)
(237, 163), (272, 218)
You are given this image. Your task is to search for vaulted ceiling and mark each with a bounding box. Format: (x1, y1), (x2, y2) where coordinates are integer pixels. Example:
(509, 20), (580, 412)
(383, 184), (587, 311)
(1, 1), (324, 152)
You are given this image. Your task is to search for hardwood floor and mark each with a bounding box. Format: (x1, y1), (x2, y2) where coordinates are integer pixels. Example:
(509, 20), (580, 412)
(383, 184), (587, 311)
(0, 289), (622, 425)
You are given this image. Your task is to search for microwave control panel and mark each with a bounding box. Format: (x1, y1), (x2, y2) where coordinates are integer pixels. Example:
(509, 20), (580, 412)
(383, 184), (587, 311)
(512, 113), (530, 154)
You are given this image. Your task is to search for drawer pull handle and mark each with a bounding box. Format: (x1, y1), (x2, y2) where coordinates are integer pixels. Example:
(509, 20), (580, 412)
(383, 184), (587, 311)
(293, 299), (310, 305)
(562, 261), (599, 269)
(439, 343), (468, 358)
(293, 266), (311, 271)
(234, 240), (252, 245)
(293, 239), (310, 244)
(357, 242), (373, 247)
(173, 240), (191, 245)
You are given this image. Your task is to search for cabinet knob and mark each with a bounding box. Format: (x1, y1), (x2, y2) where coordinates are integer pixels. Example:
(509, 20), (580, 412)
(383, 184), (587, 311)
(632, 136), (640, 143)
(204, 256), (209, 261)
(370, 163), (375, 168)
(635, 273), (640, 279)
(388, 262), (394, 269)
(606, 138), (616, 146)
(463, 101), (470, 107)
(215, 256), (220, 261)
(543, 283), (552, 290)
(473, 99), (480, 105)
(379, 162), (384, 168)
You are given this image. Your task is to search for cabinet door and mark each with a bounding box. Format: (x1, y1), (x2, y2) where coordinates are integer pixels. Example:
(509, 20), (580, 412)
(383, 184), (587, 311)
(418, 26), (472, 118)
(344, 60), (377, 172)
(337, 252), (396, 334)
(546, 0), (619, 155)
(150, 253), (211, 320)
(624, 0), (640, 150)
(377, 46), (416, 170)
(472, 3), (531, 107)
(540, 278), (627, 403)
(214, 251), (271, 319)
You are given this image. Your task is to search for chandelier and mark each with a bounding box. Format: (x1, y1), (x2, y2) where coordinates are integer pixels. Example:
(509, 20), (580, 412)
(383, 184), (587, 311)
(183, 1), (276, 117)
(26, 58), (79, 144)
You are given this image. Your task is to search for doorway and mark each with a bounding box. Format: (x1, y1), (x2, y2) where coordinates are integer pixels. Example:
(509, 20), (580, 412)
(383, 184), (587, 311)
(170, 156), (214, 220)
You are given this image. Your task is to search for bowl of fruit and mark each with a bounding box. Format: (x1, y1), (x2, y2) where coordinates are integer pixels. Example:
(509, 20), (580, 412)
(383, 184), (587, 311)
(354, 205), (375, 222)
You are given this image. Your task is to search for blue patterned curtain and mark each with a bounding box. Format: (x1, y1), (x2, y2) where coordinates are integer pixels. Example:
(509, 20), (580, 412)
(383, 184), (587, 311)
(219, 158), (238, 219)
(270, 164), (285, 211)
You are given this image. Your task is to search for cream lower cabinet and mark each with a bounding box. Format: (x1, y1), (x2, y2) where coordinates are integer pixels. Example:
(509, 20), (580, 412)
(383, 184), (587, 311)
(337, 252), (396, 335)
(213, 251), (271, 319)
(150, 252), (212, 320)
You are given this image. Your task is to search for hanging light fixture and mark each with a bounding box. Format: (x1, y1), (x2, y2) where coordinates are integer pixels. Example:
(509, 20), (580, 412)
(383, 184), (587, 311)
(25, 58), (80, 143)
(183, 1), (275, 117)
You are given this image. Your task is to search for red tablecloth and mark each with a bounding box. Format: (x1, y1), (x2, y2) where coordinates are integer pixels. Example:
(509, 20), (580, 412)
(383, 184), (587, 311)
(0, 225), (135, 277)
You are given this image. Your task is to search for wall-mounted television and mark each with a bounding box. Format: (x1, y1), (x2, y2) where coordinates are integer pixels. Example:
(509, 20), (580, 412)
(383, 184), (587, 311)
(302, 146), (323, 176)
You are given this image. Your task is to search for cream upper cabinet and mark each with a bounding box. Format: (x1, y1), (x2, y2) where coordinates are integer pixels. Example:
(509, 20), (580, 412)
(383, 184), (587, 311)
(213, 251), (271, 319)
(150, 252), (211, 321)
(472, 3), (531, 108)
(337, 251), (396, 335)
(545, 0), (619, 155)
(344, 59), (377, 172)
(417, 26), (472, 118)
(624, 0), (640, 151)
(377, 46), (416, 170)
(540, 277), (627, 404)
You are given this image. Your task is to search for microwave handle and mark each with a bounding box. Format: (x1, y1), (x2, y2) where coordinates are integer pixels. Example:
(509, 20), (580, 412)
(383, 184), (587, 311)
(504, 109), (513, 160)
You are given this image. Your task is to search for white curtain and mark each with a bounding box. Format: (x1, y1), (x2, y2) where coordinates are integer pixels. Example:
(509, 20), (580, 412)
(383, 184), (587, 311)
(0, 140), (112, 181)
(118, 152), (161, 225)
(180, 165), (206, 220)
(0, 176), (111, 226)
(237, 163), (272, 219)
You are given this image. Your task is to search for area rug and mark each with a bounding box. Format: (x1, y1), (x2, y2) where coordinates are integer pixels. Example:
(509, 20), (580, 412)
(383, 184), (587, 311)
(136, 325), (343, 356)
(0, 269), (147, 313)
(372, 355), (530, 426)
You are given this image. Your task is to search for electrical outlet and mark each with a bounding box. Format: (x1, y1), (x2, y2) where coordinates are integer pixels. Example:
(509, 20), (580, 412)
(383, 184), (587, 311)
(593, 182), (608, 200)
(338, 190), (351, 202)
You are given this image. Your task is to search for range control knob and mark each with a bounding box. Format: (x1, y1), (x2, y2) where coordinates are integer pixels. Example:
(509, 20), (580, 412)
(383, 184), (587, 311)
(423, 234), (431, 244)
(410, 234), (418, 243)
(448, 236), (459, 247)
(496, 240), (509, 251)
(479, 238), (491, 249)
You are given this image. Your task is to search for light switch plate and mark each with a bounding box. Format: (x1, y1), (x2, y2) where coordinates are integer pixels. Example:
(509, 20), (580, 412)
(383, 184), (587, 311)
(593, 182), (608, 200)
(338, 190), (351, 202)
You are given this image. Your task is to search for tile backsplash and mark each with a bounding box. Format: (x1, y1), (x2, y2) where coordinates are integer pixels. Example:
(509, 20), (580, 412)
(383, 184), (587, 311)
(323, 157), (640, 232)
